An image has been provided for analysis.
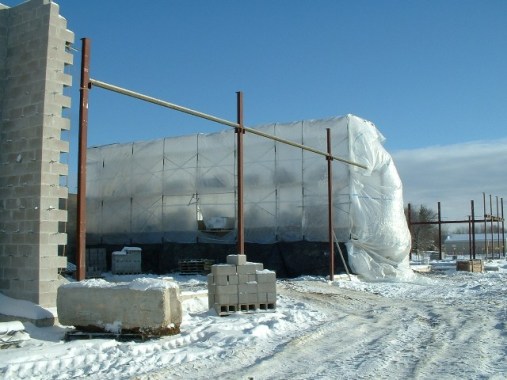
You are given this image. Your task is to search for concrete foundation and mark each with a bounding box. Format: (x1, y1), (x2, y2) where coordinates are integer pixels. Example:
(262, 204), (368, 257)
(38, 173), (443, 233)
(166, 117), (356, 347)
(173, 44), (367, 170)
(208, 255), (276, 316)
(0, 0), (74, 308)
(57, 278), (182, 336)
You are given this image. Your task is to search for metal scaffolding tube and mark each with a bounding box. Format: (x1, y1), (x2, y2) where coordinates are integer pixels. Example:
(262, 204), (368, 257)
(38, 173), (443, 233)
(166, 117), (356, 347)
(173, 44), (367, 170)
(88, 78), (368, 170)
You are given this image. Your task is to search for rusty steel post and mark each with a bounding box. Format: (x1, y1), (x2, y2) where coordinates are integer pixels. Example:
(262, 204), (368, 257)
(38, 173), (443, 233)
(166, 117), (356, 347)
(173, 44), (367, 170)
(438, 202), (442, 260)
(76, 38), (91, 281)
(236, 91), (245, 255)
(496, 196), (500, 258)
(490, 194), (494, 259)
(471, 200), (476, 259)
(483, 192), (487, 255)
(502, 198), (505, 257)
(468, 216), (472, 260)
(327, 128), (334, 281)
(407, 203), (412, 260)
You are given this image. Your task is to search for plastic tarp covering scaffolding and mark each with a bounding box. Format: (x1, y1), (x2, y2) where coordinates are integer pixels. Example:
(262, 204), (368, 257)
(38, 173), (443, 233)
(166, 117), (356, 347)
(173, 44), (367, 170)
(86, 114), (412, 280)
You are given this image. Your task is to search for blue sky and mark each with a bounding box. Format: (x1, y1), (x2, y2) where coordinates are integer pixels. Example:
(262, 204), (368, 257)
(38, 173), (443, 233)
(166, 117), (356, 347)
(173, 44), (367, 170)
(4, 0), (507, 221)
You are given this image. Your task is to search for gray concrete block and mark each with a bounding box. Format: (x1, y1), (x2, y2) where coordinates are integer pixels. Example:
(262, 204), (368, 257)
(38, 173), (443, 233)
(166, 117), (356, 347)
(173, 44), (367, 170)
(57, 279), (182, 335)
(226, 254), (247, 266)
(211, 264), (236, 276)
(236, 262), (264, 274)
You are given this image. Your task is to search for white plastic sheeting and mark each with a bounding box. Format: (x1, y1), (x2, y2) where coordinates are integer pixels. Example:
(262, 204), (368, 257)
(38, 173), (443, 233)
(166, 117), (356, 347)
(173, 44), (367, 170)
(86, 114), (412, 280)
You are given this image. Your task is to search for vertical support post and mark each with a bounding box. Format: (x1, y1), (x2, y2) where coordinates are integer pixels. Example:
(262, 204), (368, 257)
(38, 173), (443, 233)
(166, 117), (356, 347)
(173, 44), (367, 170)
(483, 192), (487, 256)
(496, 196), (500, 258)
(407, 203), (412, 260)
(76, 38), (90, 281)
(501, 198), (505, 257)
(471, 200), (476, 260)
(490, 194), (494, 259)
(468, 215), (472, 260)
(438, 202), (442, 260)
(236, 91), (245, 255)
(326, 128), (334, 281)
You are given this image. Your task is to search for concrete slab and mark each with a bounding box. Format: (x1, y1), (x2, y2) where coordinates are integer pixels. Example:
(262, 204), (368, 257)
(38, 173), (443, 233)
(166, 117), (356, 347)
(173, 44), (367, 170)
(57, 278), (182, 336)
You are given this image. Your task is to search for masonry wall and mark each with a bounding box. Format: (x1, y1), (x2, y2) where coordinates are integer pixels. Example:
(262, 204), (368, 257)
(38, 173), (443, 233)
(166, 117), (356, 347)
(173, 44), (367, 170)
(0, 0), (74, 307)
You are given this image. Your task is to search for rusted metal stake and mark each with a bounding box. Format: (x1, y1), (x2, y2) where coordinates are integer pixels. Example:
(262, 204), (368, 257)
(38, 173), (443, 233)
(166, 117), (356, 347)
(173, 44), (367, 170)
(471, 200), (476, 259)
(502, 198), (505, 257)
(438, 202), (442, 260)
(327, 128), (334, 281)
(236, 91), (245, 255)
(407, 203), (412, 260)
(76, 38), (90, 281)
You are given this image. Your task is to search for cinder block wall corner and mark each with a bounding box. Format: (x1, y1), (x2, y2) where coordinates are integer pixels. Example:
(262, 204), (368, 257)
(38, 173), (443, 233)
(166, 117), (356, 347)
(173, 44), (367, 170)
(0, 0), (74, 308)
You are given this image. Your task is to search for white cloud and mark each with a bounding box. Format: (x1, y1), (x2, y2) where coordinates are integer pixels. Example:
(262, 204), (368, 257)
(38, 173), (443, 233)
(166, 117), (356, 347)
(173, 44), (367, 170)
(392, 139), (507, 221)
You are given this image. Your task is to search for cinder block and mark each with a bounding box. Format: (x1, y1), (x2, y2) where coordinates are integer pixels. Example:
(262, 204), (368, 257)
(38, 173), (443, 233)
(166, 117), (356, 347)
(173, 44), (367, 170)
(238, 282), (258, 294)
(215, 274), (229, 286)
(236, 262), (263, 275)
(216, 292), (238, 305)
(211, 264), (236, 277)
(228, 274), (239, 285)
(258, 282), (276, 293)
(238, 274), (249, 284)
(208, 293), (215, 309)
(226, 254), (247, 266)
(215, 284), (238, 295)
(238, 292), (258, 304)
(256, 270), (276, 283)
(267, 293), (277, 303)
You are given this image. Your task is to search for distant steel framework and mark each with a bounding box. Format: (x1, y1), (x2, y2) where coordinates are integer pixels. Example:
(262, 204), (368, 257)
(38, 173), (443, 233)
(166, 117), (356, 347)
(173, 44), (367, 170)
(77, 38), (366, 281)
(407, 194), (505, 260)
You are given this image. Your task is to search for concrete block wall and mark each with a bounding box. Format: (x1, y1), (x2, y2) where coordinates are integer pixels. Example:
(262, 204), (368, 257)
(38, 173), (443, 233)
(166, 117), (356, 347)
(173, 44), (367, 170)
(0, 0), (74, 308)
(208, 255), (277, 316)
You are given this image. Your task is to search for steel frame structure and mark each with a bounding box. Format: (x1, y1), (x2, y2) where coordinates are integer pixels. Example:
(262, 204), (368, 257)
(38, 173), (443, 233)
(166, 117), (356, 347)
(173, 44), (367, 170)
(407, 196), (505, 261)
(77, 38), (365, 281)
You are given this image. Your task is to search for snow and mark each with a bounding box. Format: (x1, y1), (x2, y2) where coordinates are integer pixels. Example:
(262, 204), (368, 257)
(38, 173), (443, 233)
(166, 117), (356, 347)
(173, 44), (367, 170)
(1, 261), (506, 379)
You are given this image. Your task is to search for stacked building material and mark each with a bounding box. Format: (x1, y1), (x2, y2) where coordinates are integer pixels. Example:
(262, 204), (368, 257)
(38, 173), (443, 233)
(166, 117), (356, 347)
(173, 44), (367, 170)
(208, 255), (276, 316)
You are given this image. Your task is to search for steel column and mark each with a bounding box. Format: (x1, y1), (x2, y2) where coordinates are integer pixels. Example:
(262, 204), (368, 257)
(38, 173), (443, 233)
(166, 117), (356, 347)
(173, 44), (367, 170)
(502, 198), (505, 257)
(327, 128), (334, 281)
(438, 202), (442, 260)
(407, 203), (412, 260)
(471, 200), (476, 259)
(236, 91), (245, 255)
(76, 38), (90, 281)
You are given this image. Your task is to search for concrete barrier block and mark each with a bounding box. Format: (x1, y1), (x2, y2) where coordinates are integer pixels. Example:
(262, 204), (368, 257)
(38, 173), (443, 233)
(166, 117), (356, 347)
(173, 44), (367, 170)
(57, 278), (182, 336)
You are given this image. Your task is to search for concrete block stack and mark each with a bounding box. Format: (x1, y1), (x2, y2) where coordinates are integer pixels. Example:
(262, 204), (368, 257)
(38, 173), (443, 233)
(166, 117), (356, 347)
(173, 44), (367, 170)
(0, 0), (74, 308)
(208, 255), (276, 316)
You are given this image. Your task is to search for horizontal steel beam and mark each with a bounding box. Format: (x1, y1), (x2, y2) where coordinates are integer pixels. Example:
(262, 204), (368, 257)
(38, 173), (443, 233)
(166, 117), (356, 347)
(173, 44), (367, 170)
(89, 78), (368, 170)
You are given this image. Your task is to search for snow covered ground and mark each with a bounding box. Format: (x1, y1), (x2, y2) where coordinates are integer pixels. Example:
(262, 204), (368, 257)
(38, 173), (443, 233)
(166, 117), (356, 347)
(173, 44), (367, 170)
(1, 259), (506, 379)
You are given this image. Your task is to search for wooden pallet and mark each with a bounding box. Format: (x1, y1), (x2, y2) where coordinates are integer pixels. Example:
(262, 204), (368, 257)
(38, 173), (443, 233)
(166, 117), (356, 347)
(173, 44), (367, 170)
(178, 259), (215, 275)
(64, 331), (155, 342)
